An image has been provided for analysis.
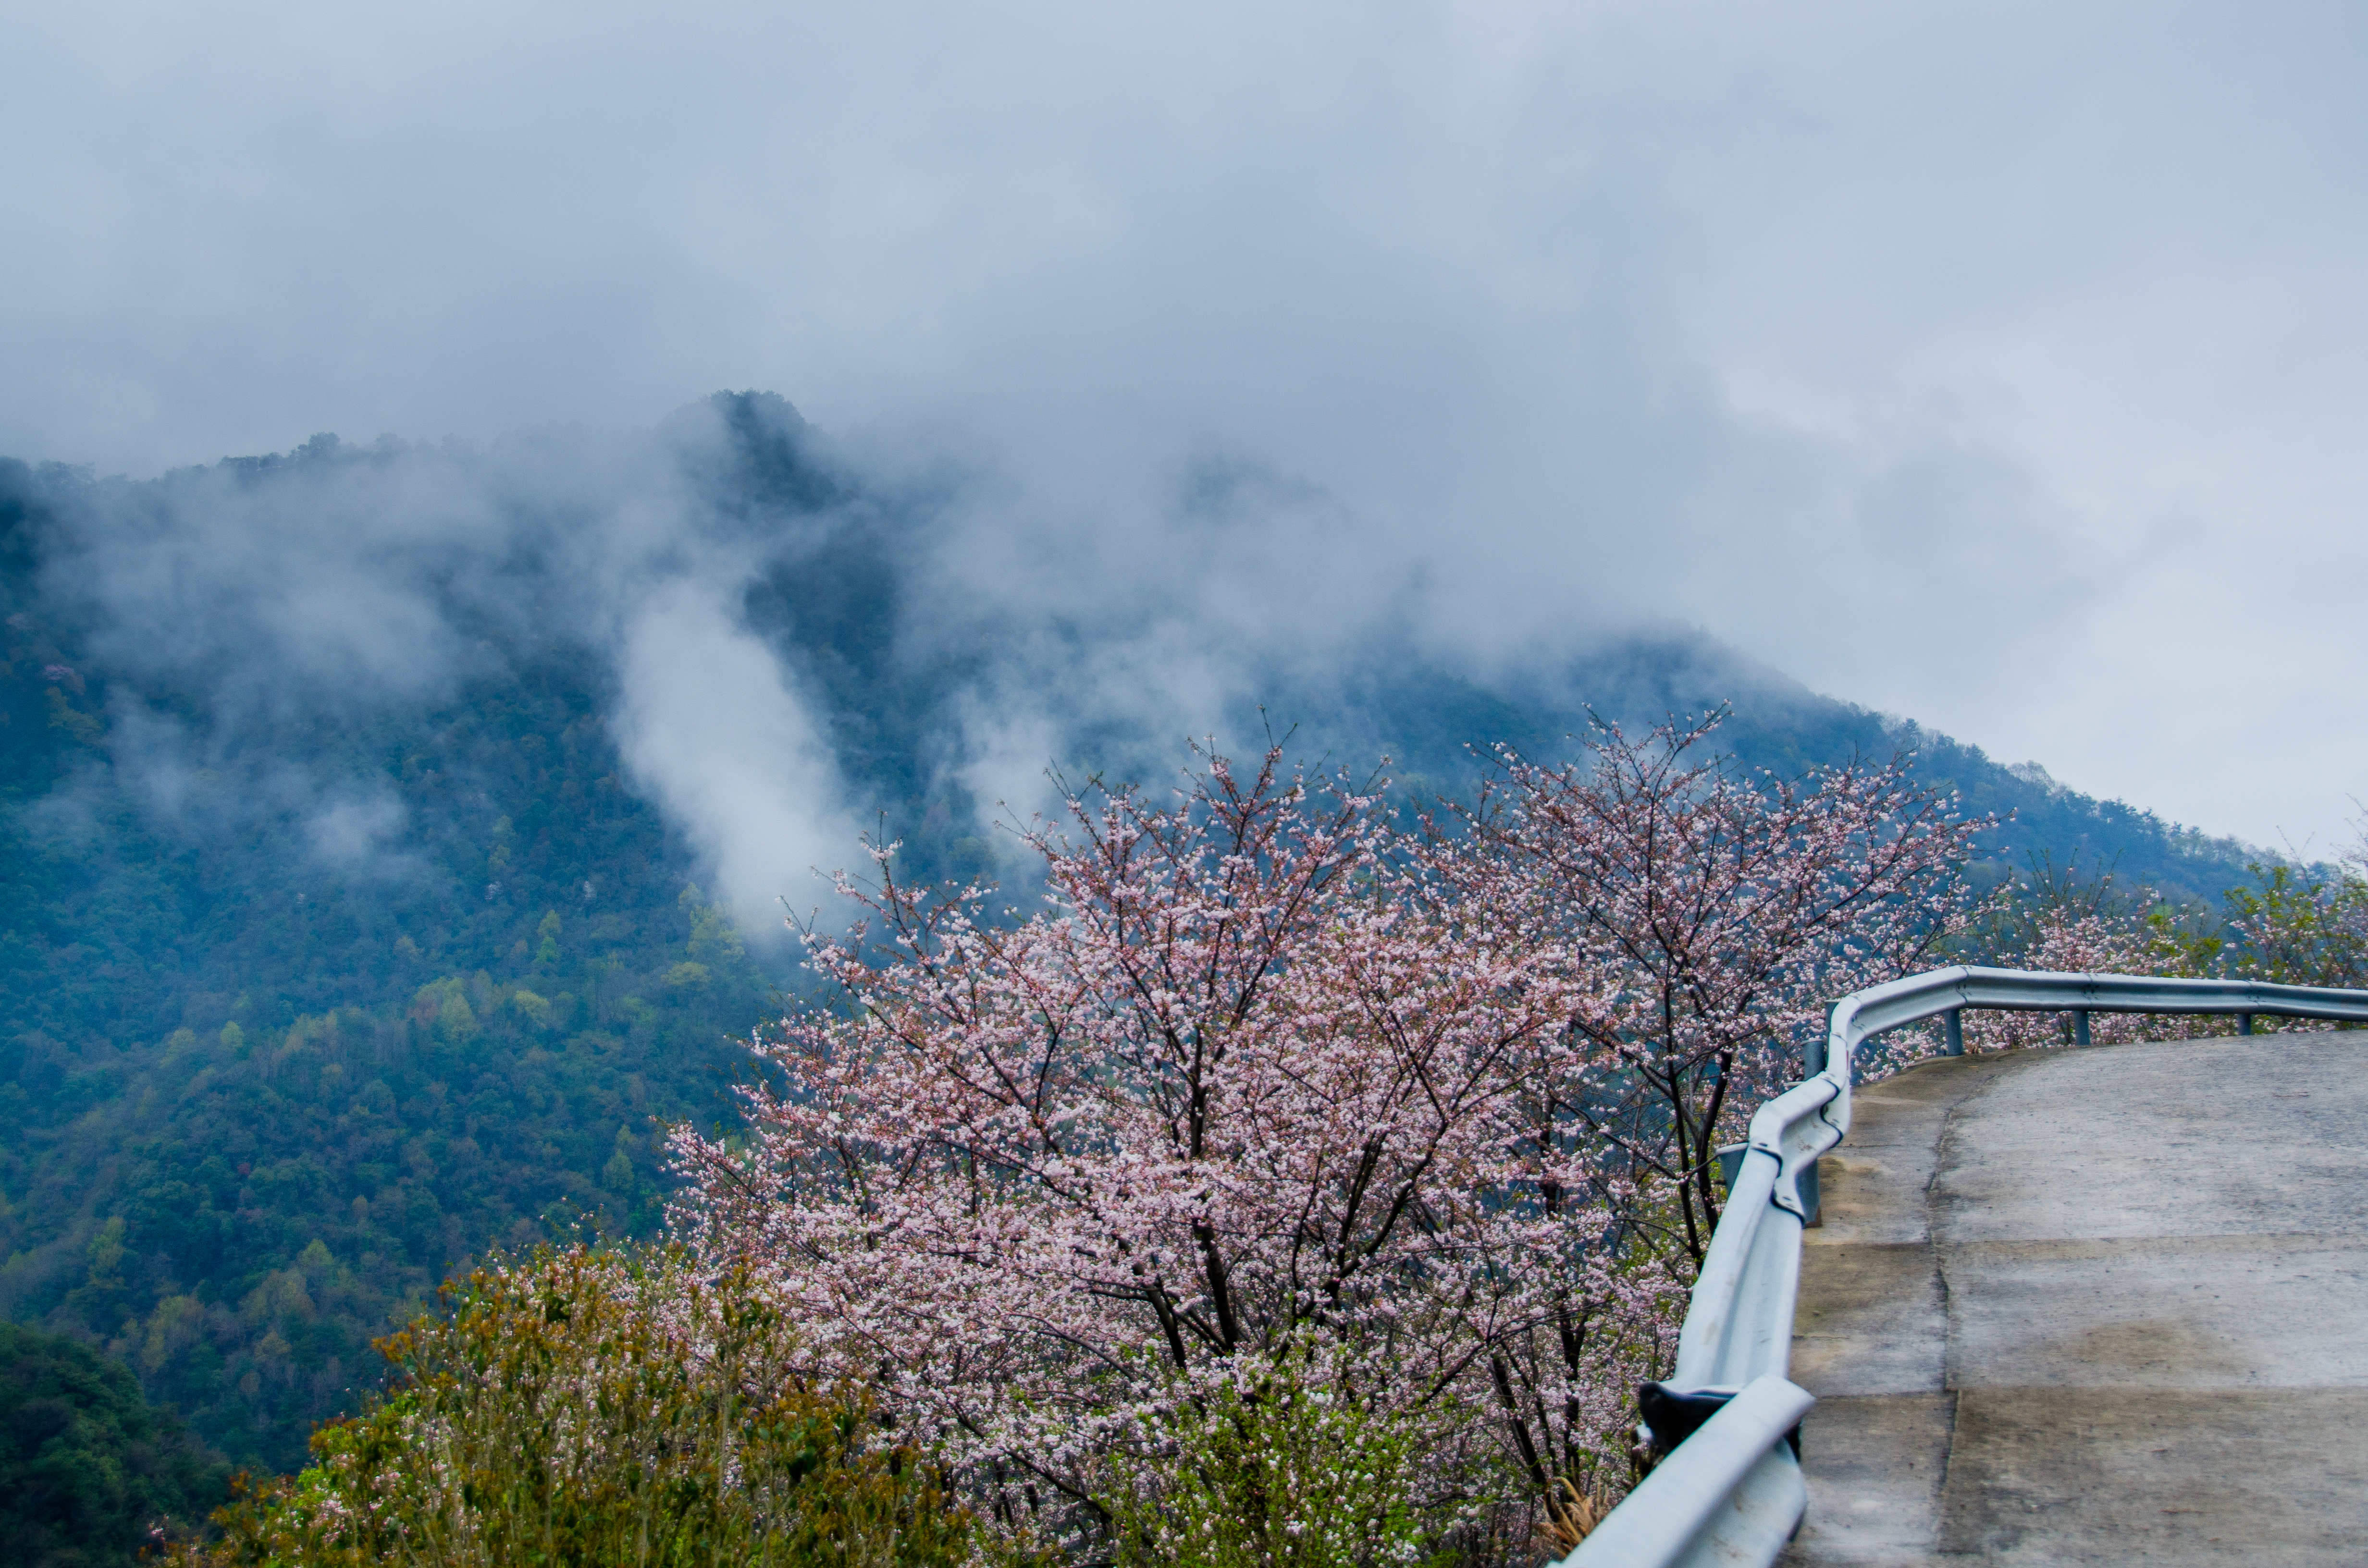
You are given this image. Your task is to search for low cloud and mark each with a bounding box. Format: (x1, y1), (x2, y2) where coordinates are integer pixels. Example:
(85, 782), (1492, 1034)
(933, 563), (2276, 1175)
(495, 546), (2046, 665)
(5, 2), (2366, 843)
(613, 577), (859, 924)
(305, 793), (415, 874)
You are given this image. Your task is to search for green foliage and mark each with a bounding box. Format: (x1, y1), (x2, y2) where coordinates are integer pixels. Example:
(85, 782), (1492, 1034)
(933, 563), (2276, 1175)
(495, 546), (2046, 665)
(1959, 851), (2368, 993)
(0, 495), (802, 1467)
(0, 1320), (231, 1566)
(0, 655), (783, 1469)
(177, 1247), (971, 1568)
(1094, 1342), (1449, 1568)
(2222, 861), (2368, 989)
(2141, 900), (2229, 980)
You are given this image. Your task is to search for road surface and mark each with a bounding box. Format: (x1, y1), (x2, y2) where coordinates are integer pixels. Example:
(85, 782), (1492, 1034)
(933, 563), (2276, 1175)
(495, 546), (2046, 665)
(1781, 1031), (2368, 1565)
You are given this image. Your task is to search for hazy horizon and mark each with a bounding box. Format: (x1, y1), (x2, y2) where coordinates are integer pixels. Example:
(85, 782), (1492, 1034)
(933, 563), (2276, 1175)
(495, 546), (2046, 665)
(6, 1), (2364, 850)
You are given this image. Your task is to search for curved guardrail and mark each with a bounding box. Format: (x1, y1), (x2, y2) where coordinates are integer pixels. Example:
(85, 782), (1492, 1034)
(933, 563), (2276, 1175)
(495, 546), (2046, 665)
(1557, 965), (2368, 1568)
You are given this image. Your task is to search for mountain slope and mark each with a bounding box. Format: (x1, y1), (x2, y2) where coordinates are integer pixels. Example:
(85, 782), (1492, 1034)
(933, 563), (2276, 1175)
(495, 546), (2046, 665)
(0, 395), (2263, 1467)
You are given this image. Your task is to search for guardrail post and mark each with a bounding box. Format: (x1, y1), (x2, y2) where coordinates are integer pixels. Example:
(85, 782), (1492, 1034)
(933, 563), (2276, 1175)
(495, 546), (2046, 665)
(2072, 1008), (2091, 1048)
(1717, 1142), (1819, 1224)
(2239, 1013), (2254, 1035)
(1806, 1002), (1837, 1079)
(1944, 1008), (1964, 1056)
(1715, 1142), (1818, 1226)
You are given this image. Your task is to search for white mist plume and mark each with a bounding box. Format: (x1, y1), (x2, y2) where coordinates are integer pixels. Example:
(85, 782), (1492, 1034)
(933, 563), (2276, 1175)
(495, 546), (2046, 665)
(614, 578), (858, 925)
(305, 793), (416, 875)
(24, 411), (875, 931)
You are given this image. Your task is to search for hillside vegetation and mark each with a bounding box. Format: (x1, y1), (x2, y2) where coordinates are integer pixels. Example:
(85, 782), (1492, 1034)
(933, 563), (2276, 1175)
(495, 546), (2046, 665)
(0, 1320), (230, 1565)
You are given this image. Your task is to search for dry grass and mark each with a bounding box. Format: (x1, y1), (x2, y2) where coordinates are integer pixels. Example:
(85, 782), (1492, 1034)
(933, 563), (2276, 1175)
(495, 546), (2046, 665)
(1537, 1476), (1616, 1557)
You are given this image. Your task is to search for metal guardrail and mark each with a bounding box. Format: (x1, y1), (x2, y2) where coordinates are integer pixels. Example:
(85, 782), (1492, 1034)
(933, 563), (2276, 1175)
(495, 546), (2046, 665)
(1556, 965), (2368, 1568)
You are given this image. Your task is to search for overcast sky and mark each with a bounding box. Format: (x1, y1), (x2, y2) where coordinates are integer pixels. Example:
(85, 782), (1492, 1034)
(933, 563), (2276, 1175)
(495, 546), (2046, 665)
(4, 0), (2363, 852)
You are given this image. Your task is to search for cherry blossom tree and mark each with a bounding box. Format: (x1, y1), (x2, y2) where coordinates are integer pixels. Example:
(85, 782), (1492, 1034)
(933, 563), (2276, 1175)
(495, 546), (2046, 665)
(1431, 712), (1985, 1266)
(666, 747), (1677, 1555)
(667, 720), (1984, 1559)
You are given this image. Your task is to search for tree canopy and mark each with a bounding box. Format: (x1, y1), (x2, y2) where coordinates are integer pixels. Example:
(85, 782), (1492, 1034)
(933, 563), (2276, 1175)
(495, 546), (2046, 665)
(0, 1321), (231, 1567)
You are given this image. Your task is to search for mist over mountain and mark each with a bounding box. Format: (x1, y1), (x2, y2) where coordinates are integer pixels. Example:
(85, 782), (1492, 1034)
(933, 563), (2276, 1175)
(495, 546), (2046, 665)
(0, 392), (2258, 1469)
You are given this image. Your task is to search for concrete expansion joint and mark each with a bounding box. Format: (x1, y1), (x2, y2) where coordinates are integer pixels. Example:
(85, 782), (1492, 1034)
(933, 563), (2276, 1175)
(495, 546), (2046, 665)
(1923, 1090), (1961, 1506)
(1922, 1064), (1984, 1552)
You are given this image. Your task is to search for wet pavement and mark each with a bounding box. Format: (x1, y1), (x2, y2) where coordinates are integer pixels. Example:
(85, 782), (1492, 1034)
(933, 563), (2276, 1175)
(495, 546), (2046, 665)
(1781, 1032), (2368, 1566)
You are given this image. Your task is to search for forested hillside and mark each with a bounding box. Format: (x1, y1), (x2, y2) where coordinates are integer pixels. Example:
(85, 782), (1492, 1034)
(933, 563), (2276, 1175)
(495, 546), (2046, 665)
(0, 1321), (230, 1562)
(0, 393), (2264, 1473)
(1, 579), (774, 1469)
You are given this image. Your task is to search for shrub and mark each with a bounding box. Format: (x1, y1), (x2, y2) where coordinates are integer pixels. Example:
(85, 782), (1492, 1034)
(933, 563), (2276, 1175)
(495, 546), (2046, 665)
(1093, 1337), (1443, 1568)
(174, 1246), (969, 1568)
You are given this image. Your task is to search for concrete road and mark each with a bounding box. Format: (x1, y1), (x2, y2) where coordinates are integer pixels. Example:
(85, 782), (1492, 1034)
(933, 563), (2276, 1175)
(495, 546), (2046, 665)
(1780, 1030), (2368, 1566)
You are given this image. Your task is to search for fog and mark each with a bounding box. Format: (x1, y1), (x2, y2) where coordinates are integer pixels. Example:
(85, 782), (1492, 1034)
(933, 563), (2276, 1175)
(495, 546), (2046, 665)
(14, 403), (1499, 926)
(614, 576), (859, 917)
(4, 0), (2364, 850)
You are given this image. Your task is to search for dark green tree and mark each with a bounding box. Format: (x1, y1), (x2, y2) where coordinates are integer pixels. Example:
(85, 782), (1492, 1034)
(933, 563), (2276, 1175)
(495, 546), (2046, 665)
(0, 1322), (231, 1567)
